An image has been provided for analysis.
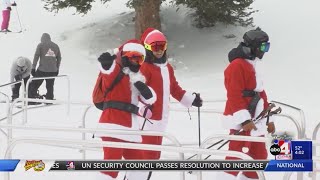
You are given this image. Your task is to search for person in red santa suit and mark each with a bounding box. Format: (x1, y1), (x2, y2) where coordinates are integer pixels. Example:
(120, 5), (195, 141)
(219, 28), (276, 180)
(95, 40), (157, 180)
(134, 28), (202, 179)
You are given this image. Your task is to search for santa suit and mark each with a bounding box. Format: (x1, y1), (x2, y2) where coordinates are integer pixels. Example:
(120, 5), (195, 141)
(221, 58), (273, 180)
(96, 51), (156, 180)
(139, 61), (195, 159)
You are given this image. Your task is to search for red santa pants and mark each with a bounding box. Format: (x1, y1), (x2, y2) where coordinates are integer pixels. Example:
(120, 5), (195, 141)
(225, 130), (267, 179)
(141, 135), (163, 159)
(101, 137), (144, 178)
(1, 10), (10, 30)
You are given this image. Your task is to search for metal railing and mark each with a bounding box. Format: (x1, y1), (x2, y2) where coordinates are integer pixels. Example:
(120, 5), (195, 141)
(0, 124), (266, 180)
(0, 81), (25, 118)
(25, 75), (70, 120)
(2, 137), (264, 180)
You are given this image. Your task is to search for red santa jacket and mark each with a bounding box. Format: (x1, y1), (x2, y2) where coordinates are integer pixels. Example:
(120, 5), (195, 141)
(96, 60), (156, 142)
(140, 61), (195, 122)
(222, 58), (273, 134)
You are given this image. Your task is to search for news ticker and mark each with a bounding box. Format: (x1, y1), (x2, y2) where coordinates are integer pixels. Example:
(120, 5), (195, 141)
(0, 160), (313, 172)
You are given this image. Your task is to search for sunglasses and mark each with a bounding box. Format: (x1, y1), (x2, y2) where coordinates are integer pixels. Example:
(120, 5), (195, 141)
(122, 51), (145, 65)
(260, 42), (270, 52)
(145, 41), (167, 52)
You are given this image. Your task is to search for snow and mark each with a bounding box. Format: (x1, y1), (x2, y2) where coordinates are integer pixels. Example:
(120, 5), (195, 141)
(1, 0), (320, 179)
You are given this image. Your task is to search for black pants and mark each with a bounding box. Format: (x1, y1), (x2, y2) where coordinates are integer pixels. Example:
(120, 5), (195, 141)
(12, 75), (30, 100)
(28, 70), (58, 100)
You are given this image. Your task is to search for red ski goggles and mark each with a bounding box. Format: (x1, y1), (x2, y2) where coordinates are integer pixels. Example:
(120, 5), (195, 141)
(122, 51), (145, 65)
(145, 41), (167, 52)
(260, 42), (270, 52)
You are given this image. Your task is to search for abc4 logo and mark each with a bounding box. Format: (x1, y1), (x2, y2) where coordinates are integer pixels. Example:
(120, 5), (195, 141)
(269, 139), (291, 156)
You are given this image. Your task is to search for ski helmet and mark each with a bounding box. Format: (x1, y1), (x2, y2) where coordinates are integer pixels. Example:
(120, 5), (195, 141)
(243, 27), (270, 59)
(16, 57), (26, 67)
(243, 27), (269, 48)
(144, 30), (167, 45)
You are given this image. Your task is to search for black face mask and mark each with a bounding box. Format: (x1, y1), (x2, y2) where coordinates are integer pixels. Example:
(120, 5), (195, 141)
(122, 56), (141, 72)
(129, 64), (141, 73)
(254, 48), (265, 59)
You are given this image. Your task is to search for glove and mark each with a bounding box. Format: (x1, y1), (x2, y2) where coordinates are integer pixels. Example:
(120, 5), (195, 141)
(192, 93), (203, 107)
(31, 69), (36, 76)
(134, 81), (152, 100)
(267, 122), (275, 134)
(241, 120), (257, 131)
(98, 52), (116, 70)
(138, 105), (152, 119)
(14, 75), (22, 81)
(12, 2), (17, 6)
(7, 7), (11, 10)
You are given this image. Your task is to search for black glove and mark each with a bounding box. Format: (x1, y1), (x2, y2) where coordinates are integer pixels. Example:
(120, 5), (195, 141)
(12, 2), (17, 6)
(31, 69), (36, 76)
(192, 93), (203, 107)
(98, 52), (116, 70)
(134, 81), (152, 100)
(14, 75), (22, 81)
(7, 7), (12, 10)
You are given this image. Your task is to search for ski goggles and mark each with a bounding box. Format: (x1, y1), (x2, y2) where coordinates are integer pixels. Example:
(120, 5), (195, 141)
(260, 42), (270, 52)
(145, 41), (167, 52)
(122, 51), (145, 65)
(17, 65), (27, 72)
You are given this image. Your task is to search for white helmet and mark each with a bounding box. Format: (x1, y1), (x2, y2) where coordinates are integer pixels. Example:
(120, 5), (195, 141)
(16, 57), (27, 67)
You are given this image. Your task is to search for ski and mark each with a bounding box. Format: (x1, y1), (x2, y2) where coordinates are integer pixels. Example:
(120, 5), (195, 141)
(0, 31), (22, 34)
(15, 103), (55, 109)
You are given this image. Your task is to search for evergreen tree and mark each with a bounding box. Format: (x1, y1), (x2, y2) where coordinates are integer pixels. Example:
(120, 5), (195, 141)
(174, 0), (257, 28)
(42, 0), (256, 37)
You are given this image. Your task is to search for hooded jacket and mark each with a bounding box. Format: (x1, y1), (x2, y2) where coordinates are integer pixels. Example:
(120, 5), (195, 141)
(33, 33), (61, 72)
(10, 57), (32, 82)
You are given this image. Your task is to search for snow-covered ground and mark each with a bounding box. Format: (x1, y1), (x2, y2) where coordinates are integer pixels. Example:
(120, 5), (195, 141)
(1, 0), (320, 179)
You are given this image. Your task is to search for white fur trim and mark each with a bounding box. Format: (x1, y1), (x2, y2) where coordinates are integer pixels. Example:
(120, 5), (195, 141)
(236, 172), (259, 180)
(138, 116), (168, 132)
(95, 173), (115, 180)
(221, 109), (251, 130)
(153, 60), (168, 67)
(123, 43), (146, 57)
(216, 172), (237, 180)
(250, 117), (267, 137)
(99, 60), (116, 75)
(125, 171), (150, 180)
(113, 48), (119, 55)
(254, 71), (264, 92)
(122, 68), (146, 84)
(139, 86), (157, 105)
(245, 59), (264, 92)
(268, 115), (275, 123)
(144, 30), (162, 44)
(253, 99), (264, 119)
(161, 64), (170, 121)
(95, 122), (142, 143)
(180, 91), (196, 108)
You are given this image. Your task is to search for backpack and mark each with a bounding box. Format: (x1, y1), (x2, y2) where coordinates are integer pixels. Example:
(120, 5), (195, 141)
(92, 70), (124, 110)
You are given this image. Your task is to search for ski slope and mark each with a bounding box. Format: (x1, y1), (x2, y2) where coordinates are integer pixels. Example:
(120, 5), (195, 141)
(1, 0), (320, 179)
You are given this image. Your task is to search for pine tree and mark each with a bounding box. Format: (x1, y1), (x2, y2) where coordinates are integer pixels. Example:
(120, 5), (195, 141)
(174, 0), (257, 28)
(42, 0), (256, 37)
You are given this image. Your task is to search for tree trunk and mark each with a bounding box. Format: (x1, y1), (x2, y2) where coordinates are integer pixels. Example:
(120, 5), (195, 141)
(134, 0), (162, 39)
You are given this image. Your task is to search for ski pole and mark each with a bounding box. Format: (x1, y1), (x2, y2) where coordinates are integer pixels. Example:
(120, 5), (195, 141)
(202, 107), (282, 160)
(195, 93), (201, 147)
(14, 3), (23, 32)
(186, 104), (279, 160)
